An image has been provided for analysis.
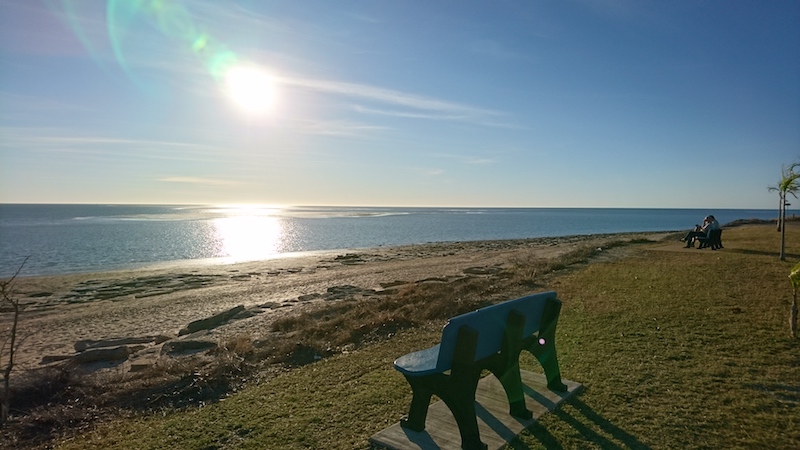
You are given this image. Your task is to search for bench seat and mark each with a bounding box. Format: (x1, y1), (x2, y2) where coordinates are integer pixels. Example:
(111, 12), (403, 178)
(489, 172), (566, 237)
(394, 344), (441, 376)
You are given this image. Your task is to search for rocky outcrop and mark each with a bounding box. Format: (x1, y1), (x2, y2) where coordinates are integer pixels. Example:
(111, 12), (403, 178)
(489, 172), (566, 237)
(57, 336), (171, 370)
(296, 285), (378, 302)
(74, 335), (171, 352)
(161, 337), (218, 356)
(178, 305), (246, 336)
(70, 346), (130, 364)
(42, 304), (265, 372)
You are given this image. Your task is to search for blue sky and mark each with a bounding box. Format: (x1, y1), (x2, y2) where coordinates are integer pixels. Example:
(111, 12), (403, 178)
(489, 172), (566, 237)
(1, 0), (798, 208)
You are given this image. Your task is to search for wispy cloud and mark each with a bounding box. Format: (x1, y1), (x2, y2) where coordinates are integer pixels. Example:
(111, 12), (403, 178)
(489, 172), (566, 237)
(1, 128), (211, 150)
(349, 101), (526, 130)
(469, 39), (530, 61)
(0, 92), (94, 122)
(158, 176), (241, 186)
(292, 119), (388, 137)
(431, 151), (498, 165)
(21, 135), (213, 148)
(0, 127), (231, 164)
(345, 13), (381, 24)
(414, 168), (445, 177)
(464, 157), (495, 164)
(277, 75), (511, 127)
(350, 105), (468, 121)
(280, 76), (498, 115)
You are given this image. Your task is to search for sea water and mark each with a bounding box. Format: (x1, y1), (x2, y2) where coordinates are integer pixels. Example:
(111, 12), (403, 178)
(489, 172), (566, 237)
(0, 205), (781, 277)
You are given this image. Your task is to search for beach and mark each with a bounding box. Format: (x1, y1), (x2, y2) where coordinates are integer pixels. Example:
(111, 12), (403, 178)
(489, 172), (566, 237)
(5, 231), (671, 373)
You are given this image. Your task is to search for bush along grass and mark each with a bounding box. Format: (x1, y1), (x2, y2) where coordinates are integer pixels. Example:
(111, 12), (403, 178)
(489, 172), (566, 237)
(18, 225), (800, 448)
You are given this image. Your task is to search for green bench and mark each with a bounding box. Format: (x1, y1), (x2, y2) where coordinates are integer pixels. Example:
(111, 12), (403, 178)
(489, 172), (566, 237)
(393, 291), (568, 450)
(697, 228), (723, 250)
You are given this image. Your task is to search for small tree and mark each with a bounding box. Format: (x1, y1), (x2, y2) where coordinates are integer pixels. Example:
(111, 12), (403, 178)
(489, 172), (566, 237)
(768, 163), (800, 261)
(789, 262), (800, 338)
(0, 259), (27, 426)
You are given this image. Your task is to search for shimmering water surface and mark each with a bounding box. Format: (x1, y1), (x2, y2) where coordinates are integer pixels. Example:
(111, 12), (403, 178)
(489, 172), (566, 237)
(0, 205), (781, 277)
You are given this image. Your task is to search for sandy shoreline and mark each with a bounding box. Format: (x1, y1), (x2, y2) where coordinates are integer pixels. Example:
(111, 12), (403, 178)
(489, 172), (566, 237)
(3, 232), (672, 373)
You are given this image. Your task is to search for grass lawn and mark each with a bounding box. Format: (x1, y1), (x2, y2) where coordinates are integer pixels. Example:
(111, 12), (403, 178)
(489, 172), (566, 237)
(55, 225), (800, 449)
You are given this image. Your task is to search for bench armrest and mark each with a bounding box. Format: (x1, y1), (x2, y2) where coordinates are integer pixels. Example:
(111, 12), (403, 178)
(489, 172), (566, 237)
(394, 344), (442, 376)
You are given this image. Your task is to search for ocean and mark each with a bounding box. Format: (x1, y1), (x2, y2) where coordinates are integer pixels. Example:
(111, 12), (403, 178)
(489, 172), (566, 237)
(0, 204), (781, 277)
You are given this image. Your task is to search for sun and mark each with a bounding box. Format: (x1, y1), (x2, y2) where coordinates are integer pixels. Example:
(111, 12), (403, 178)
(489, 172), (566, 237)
(223, 65), (274, 114)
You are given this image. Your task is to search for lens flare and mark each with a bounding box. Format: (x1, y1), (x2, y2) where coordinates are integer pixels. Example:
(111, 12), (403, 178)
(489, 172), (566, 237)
(61, 0), (273, 112)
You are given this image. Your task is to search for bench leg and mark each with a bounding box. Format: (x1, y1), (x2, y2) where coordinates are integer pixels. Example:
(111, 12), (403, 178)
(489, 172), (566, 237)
(494, 360), (533, 420)
(439, 377), (486, 450)
(400, 375), (436, 432)
(526, 298), (568, 392)
(446, 363), (487, 450)
(531, 341), (567, 392)
(401, 370), (487, 449)
(487, 310), (532, 419)
(400, 326), (488, 449)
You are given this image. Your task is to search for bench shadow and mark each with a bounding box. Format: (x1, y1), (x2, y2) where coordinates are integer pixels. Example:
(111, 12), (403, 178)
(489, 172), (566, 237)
(512, 396), (651, 450)
(505, 421), (563, 449)
(475, 402), (525, 441)
(397, 426), (438, 449)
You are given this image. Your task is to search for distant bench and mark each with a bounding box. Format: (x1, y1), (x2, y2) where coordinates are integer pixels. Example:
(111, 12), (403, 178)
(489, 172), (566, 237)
(393, 291), (568, 450)
(697, 229), (723, 250)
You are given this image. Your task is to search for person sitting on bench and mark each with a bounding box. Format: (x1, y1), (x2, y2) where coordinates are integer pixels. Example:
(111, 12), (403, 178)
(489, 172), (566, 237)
(681, 215), (719, 248)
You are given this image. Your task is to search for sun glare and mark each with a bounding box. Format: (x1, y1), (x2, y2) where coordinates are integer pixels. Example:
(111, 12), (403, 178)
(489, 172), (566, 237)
(213, 215), (283, 261)
(223, 65), (274, 114)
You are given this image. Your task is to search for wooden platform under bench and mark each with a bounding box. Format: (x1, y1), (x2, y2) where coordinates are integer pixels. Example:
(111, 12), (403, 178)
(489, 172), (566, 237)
(370, 370), (583, 450)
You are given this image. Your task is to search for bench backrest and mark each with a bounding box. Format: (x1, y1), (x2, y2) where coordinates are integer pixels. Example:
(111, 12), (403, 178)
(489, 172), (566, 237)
(434, 291), (557, 372)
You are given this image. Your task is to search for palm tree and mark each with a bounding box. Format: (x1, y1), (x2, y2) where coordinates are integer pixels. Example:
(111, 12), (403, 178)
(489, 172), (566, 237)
(789, 262), (800, 337)
(769, 163), (800, 260)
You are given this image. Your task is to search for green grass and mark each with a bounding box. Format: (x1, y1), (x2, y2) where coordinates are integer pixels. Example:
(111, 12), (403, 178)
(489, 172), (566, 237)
(54, 225), (800, 449)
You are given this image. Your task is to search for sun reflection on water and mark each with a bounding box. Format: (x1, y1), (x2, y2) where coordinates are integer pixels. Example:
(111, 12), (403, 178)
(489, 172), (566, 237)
(212, 214), (284, 262)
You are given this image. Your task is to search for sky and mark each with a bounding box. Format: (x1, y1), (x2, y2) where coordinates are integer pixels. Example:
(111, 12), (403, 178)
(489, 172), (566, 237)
(0, 0), (798, 208)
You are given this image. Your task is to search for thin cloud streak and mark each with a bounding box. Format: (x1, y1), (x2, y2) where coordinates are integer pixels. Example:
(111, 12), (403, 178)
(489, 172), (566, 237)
(464, 157), (495, 165)
(351, 105), (467, 121)
(292, 119), (388, 137)
(350, 104), (528, 130)
(158, 176), (242, 186)
(431, 151), (499, 166)
(278, 75), (503, 118)
(0, 128), (235, 165)
(0, 129), (217, 151)
(414, 168), (445, 177)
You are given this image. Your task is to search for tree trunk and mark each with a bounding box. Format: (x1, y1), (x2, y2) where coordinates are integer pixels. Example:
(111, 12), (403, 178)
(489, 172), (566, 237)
(780, 193), (787, 261)
(0, 260), (25, 427)
(1, 296), (18, 426)
(778, 193), (783, 232)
